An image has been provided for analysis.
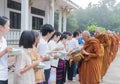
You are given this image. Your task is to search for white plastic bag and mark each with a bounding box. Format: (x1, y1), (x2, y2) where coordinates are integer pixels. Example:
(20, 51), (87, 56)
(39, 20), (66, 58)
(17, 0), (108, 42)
(48, 68), (56, 84)
(50, 58), (59, 67)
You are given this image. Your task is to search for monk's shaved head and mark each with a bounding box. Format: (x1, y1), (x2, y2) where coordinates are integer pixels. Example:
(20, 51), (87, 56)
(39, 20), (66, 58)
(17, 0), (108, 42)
(82, 31), (90, 37)
(82, 31), (90, 42)
(95, 27), (102, 36)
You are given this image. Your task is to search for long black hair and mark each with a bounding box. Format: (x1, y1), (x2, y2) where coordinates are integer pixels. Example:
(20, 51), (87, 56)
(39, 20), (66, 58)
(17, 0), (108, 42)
(48, 31), (61, 42)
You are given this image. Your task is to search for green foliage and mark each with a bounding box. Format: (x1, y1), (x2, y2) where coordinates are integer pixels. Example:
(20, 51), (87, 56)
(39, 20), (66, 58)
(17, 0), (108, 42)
(67, 11), (79, 32)
(54, 0), (120, 33)
(101, 27), (106, 32)
(87, 25), (106, 32)
(87, 25), (97, 32)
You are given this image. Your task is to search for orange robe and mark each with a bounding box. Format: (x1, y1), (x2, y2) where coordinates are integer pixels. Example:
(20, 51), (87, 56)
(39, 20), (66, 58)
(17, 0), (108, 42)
(78, 38), (101, 84)
(95, 33), (111, 78)
(98, 44), (104, 82)
(113, 34), (119, 58)
(109, 35), (116, 62)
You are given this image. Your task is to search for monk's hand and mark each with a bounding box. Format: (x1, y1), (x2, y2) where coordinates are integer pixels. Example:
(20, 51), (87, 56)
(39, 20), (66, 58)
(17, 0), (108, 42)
(82, 50), (89, 55)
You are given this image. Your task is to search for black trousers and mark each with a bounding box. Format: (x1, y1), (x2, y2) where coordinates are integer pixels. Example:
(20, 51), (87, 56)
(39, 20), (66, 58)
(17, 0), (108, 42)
(0, 80), (8, 84)
(65, 60), (74, 81)
(43, 69), (51, 84)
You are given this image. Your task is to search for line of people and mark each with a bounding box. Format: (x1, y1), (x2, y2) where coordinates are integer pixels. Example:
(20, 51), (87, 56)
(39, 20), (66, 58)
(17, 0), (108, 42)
(0, 16), (120, 84)
(0, 16), (84, 84)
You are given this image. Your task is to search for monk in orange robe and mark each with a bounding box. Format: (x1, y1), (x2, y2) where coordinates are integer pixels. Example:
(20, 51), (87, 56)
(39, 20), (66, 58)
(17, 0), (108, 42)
(108, 33), (116, 63)
(118, 35), (120, 43)
(78, 31), (101, 84)
(113, 34), (119, 58)
(95, 29), (111, 78)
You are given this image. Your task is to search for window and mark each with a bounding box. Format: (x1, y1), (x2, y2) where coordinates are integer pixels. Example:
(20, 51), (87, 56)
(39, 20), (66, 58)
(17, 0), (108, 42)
(31, 7), (45, 16)
(7, 0), (21, 11)
(10, 11), (21, 29)
(32, 16), (43, 30)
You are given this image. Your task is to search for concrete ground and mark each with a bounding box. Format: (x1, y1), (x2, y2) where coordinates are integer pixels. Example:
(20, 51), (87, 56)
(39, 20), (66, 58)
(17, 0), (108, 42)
(100, 48), (120, 84)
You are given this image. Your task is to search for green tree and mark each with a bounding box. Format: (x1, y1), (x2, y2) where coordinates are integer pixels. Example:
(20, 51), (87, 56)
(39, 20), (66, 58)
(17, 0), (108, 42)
(67, 10), (79, 32)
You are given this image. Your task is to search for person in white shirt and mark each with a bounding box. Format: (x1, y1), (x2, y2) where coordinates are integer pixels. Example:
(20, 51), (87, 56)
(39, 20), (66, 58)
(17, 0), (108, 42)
(48, 31), (61, 83)
(14, 31), (41, 84)
(71, 31), (80, 79)
(37, 24), (54, 84)
(0, 16), (12, 84)
(63, 32), (75, 81)
(56, 34), (67, 84)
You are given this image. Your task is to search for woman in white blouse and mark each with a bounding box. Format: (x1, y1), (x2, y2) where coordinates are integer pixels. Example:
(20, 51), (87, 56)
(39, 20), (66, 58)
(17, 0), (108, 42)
(48, 32), (61, 83)
(14, 31), (40, 84)
(56, 34), (67, 84)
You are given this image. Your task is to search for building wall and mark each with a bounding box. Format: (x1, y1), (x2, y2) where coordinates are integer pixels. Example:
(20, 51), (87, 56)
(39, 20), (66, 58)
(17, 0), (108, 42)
(0, 0), (9, 17)
(2, 0), (48, 30)
(32, 0), (48, 24)
(11, 0), (47, 29)
(2, 0), (49, 45)
(0, 0), (5, 16)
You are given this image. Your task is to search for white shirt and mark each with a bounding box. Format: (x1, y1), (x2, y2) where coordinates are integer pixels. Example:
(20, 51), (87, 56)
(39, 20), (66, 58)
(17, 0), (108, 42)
(37, 37), (50, 70)
(66, 40), (73, 52)
(66, 40), (73, 60)
(0, 37), (8, 80)
(48, 40), (57, 51)
(71, 38), (80, 49)
(14, 49), (35, 84)
(48, 40), (59, 67)
(56, 41), (66, 60)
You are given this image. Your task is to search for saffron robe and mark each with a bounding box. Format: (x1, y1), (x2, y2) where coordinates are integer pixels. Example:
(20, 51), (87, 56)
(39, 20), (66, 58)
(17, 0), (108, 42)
(78, 38), (101, 84)
(113, 34), (119, 58)
(95, 33), (111, 78)
(109, 34), (116, 63)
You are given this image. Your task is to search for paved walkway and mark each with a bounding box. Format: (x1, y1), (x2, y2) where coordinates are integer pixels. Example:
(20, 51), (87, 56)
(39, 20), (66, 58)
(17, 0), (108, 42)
(100, 48), (120, 84)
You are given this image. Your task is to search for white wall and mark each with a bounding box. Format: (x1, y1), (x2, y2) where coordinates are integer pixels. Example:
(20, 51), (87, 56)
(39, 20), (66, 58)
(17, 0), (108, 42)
(32, 0), (46, 10)
(32, 0), (47, 24)
(0, 0), (5, 16)
(6, 0), (47, 30)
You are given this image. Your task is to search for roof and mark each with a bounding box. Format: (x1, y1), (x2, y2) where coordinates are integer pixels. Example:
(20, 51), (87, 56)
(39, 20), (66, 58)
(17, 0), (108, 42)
(57, 0), (80, 10)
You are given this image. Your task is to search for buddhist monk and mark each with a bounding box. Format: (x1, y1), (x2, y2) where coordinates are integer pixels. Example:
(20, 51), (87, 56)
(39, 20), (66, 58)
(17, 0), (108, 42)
(113, 34), (119, 58)
(78, 31), (101, 84)
(95, 28), (111, 78)
(107, 32), (115, 64)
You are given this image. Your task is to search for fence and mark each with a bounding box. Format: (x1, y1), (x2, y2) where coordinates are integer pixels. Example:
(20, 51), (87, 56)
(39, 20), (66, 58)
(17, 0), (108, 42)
(5, 29), (41, 45)
(5, 29), (21, 45)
